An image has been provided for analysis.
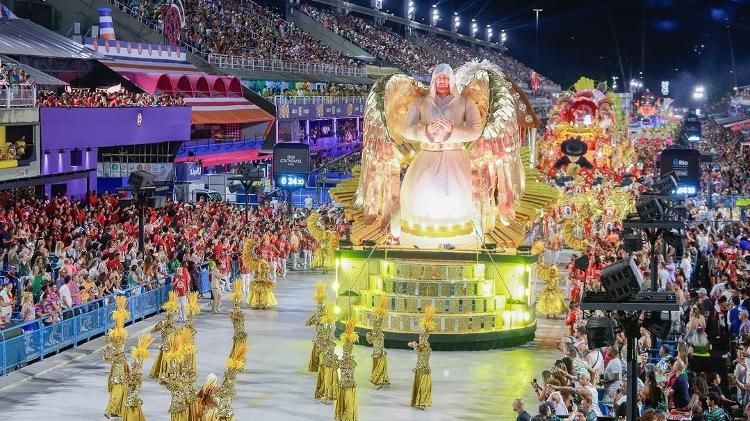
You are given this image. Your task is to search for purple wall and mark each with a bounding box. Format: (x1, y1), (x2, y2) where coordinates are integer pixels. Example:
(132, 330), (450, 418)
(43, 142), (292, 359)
(40, 107), (191, 149)
(38, 107), (191, 199)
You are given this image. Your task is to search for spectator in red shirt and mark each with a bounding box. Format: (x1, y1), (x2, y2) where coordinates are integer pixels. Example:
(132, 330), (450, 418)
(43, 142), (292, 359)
(173, 273), (189, 322)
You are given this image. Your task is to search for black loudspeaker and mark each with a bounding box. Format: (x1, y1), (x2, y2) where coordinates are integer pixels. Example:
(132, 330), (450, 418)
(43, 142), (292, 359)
(623, 233), (643, 253)
(128, 170), (155, 189)
(586, 317), (616, 348)
(574, 256), (590, 271)
(600, 257), (643, 301)
(636, 198), (664, 222)
(70, 149), (83, 167)
(643, 311), (672, 340)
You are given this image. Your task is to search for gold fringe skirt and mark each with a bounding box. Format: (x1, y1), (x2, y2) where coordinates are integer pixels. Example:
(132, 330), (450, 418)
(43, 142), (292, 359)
(247, 284), (277, 309)
(149, 348), (172, 382)
(369, 356), (390, 387)
(230, 338), (247, 363)
(171, 409), (189, 421)
(315, 365), (339, 401)
(536, 287), (568, 316)
(122, 404), (146, 421)
(334, 386), (358, 421)
(308, 345), (320, 373)
(188, 399), (201, 421)
(410, 372), (432, 409)
(105, 383), (126, 417)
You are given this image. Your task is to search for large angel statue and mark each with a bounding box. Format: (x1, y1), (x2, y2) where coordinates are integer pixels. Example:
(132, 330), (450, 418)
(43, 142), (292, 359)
(355, 61), (526, 248)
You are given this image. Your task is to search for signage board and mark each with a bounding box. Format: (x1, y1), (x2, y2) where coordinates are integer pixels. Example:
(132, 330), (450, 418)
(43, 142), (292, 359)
(659, 148), (701, 196)
(273, 143), (310, 174)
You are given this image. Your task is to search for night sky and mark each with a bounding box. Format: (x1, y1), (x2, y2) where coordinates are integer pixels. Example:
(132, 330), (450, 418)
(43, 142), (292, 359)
(357, 0), (750, 104)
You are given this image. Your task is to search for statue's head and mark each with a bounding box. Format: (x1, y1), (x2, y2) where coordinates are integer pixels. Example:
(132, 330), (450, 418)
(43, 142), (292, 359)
(430, 63), (457, 98)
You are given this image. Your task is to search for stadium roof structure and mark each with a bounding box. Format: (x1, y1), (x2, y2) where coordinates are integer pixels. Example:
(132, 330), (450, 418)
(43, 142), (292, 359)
(0, 55), (68, 86)
(0, 19), (104, 60)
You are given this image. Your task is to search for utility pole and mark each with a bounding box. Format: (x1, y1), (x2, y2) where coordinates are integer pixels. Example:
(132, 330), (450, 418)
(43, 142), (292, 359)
(533, 8), (543, 68)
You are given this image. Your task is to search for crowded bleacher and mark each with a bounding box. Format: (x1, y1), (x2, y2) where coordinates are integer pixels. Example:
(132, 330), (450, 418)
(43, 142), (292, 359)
(123, 0), (362, 67)
(248, 81), (370, 98)
(35, 89), (185, 107)
(0, 62), (33, 87)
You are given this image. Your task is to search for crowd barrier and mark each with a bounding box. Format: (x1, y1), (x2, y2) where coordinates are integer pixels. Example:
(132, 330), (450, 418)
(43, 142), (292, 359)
(0, 85), (36, 108)
(0, 280), (173, 376)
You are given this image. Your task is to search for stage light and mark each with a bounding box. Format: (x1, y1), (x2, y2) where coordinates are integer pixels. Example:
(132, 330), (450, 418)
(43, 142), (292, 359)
(600, 257), (643, 302)
(453, 12), (460, 32)
(331, 280), (340, 292)
(500, 30), (507, 43)
(586, 317), (616, 348)
(333, 305), (341, 315)
(486, 24), (493, 42)
(471, 19), (478, 37)
(635, 198), (664, 222)
(431, 5), (439, 26)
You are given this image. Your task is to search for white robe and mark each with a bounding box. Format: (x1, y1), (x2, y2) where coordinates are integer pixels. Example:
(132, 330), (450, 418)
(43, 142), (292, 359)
(397, 93), (483, 248)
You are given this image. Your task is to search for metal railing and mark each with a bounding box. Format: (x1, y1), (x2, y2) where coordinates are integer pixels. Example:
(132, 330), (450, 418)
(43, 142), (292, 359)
(0, 85), (36, 108)
(267, 95), (366, 106)
(208, 54), (367, 78)
(0, 279), (172, 375)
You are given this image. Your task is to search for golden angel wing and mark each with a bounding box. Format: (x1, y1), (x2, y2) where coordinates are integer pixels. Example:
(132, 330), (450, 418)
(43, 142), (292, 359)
(456, 61), (526, 230)
(354, 73), (427, 229)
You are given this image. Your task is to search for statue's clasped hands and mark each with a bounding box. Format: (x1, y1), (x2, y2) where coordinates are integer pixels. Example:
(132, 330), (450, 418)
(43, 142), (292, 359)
(426, 118), (453, 143)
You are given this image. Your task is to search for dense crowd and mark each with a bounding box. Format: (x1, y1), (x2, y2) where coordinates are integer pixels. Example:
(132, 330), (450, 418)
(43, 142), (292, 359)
(0, 193), (344, 339)
(699, 119), (750, 198)
(35, 89), (185, 108)
(299, 4), (443, 78)
(0, 62), (33, 86)
(124, 0), (361, 67)
(255, 82), (369, 98)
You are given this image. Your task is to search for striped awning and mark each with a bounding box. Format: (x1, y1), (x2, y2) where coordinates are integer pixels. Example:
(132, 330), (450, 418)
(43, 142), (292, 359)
(183, 97), (274, 125)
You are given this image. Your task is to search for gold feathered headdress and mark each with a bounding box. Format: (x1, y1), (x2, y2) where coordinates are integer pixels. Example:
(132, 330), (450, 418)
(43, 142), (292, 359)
(187, 291), (201, 316)
(130, 334), (154, 361)
(112, 295), (130, 324)
(339, 315), (359, 344)
(163, 334), (182, 363)
(320, 303), (336, 324)
(230, 280), (244, 302)
(419, 305), (437, 333)
(162, 291), (179, 313)
(373, 296), (389, 317)
(226, 342), (247, 372)
(314, 281), (326, 303)
(178, 327), (196, 356)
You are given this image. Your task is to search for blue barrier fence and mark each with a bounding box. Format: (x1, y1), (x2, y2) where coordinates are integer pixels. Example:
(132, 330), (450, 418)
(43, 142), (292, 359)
(0, 282), (172, 376)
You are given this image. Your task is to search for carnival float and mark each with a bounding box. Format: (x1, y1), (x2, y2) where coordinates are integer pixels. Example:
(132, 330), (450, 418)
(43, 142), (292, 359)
(329, 60), (558, 350)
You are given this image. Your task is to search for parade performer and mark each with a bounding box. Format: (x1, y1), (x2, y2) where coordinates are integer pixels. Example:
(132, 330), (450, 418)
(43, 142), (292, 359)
(365, 296), (390, 388)
(305, 281), (327, 372)
(105, 296), (130, 419)
(163, 328), (196, 421)
(315, 304), (339, 403)
(150, 291), (179, 382)
(229, 281), (247, 358)
(213, 343), (248, 421)
(307, 212), (339, 273)
(535, 265), (568, 317)
(356, 61), (527, 247)
(196, 374), (219, 421)
(409, 305), (435, 410)
(241, 238), (256, 298)
(122, 334), (155, 421)
(335, 317), (359, 421)
(247, 259), (277, 309)
(184, 294), (201, 421)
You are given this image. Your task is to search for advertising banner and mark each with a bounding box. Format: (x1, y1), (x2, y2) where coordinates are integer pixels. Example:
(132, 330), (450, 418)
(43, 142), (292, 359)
(276, 100), (364, 121)
(273, 143), (310, 174)
(97, 162), (173, 180)
(659, 148), (701, 185)
(174, 162), (203, 182)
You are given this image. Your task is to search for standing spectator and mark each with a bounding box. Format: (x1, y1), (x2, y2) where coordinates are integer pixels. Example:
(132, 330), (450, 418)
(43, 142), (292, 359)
(209, 261), (222, 314)
(173, 273), (188, 322)
(512, 399), (531, 421)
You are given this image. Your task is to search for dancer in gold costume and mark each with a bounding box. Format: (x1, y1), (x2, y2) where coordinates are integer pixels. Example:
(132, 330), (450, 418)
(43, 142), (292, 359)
(105, 296), (130, 419)
(305, 281), (327, 372)
(315, 304), (339, 403)
(366, 296), (390, 388)
(122, 334), (155, 421)
(535, 265), (567, 317)
(306, 212), (340, 273)
(228, 281), (247, 357)
(335, 317), (359, 421)
(163, 328), (196, 421)
(184, 294), (201, 421)
(247, 259), (277, 309)
(213, 343), (248, 421)
(409, 305), (435, 410)
(150, 291), (179, 382)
